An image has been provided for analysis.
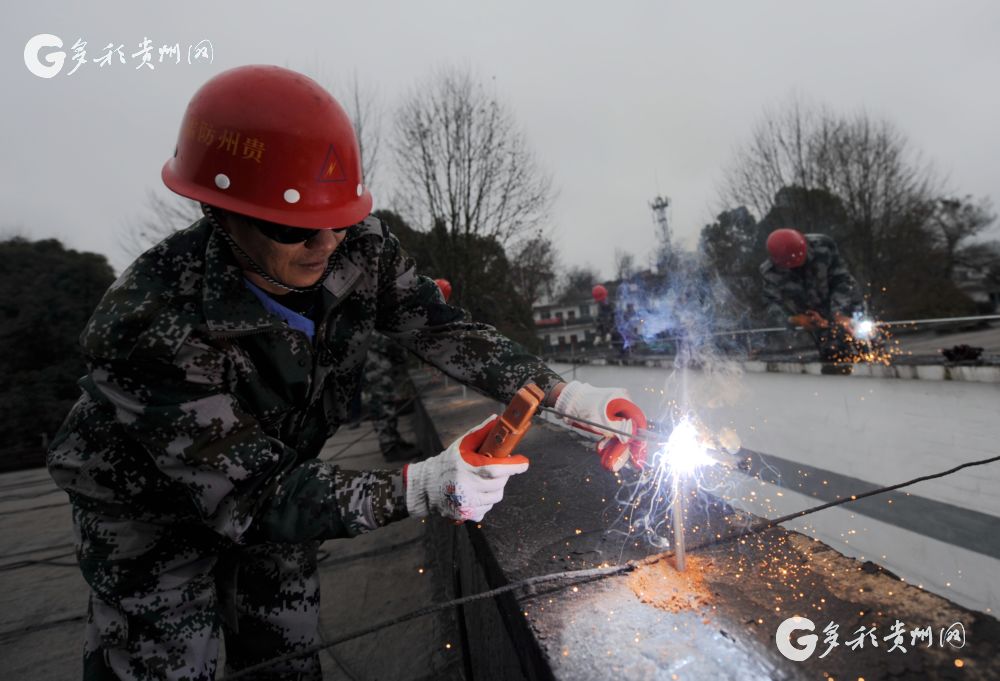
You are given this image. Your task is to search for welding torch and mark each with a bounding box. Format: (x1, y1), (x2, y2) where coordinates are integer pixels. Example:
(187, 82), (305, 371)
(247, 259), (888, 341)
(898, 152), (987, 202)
(538, 405), (664, 446)
(479, 386), (741, 468)
(475, 384), (665, 461)
(477, 384), (750, 571)
(477, 385), (705, 571)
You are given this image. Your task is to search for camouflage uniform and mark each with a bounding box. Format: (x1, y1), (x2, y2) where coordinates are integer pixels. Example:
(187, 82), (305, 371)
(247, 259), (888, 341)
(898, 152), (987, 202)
(48, 216), (562, 680)
(363, 333), (415, 454)
(760, 233), (865, 361)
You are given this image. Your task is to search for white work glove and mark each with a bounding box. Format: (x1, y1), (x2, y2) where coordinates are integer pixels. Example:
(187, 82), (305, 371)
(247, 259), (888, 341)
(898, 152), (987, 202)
(404, 416), (530, 522)
(554, 380), (648, 472)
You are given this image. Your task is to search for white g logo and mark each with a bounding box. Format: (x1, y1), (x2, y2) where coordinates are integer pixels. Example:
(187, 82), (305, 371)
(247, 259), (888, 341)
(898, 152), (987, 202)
(24, 34), (65, 78)
(775, 616), (818, 661)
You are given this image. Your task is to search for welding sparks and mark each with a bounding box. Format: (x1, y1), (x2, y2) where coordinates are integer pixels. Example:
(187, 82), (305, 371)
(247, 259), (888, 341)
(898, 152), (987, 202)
(607, 266), (753, 560)
(660, 419), (719, 572)
(656, 418), (716, 475)
(611, 413), (728, 558)
(851, 316), (876, 341)
(825, 311), (902, 366)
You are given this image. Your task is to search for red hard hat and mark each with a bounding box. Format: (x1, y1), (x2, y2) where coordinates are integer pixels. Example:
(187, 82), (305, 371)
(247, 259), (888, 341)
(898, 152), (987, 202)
(592, 284), (608, 303)
(434, 278), (452, 302)
(766, 229), (808, 268)
(162, 65), (372, 229)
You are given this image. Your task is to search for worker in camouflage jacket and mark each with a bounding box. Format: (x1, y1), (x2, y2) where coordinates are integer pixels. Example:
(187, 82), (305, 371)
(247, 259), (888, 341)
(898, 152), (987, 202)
(760, 229), (866, 361)
(47, 66), (649, 681)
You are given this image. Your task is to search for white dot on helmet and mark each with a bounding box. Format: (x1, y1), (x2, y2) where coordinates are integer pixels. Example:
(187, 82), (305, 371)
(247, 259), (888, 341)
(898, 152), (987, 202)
(284, 189), (301, 204)
(214, 173), (231, 189)
(356, 183), (363, 197)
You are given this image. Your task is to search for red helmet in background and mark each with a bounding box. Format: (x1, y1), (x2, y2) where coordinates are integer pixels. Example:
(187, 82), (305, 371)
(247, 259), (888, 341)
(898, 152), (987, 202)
(592, 284), (608, 303)
(766, 229), (808, 269)
(162, 65), (372, 229)
(434, 278), (452, 302)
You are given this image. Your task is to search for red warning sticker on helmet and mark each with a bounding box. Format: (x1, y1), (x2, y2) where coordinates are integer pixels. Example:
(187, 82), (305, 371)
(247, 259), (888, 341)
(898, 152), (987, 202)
(317, 144), (347, 182)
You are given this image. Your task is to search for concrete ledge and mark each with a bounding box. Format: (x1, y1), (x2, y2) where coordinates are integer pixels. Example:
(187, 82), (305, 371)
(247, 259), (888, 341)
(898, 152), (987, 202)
(546, 355), (1000, 383)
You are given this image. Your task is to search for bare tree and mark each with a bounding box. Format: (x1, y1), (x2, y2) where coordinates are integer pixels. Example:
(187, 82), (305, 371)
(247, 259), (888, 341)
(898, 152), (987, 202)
(508, 231), (557, 306)
(719, 96), (941, 286)
(558, 265), (599, 302)
(614, 249), (637, 281)
(336, 73), (383, 191)
(814, 114), (939, 285)
(391, 66), (554, 246)
(928, 196), (996, 278)
(721, 97), (858, 220)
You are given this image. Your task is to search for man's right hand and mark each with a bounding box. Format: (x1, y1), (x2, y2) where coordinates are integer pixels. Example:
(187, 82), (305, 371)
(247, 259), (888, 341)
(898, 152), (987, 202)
(553, 381), (648, 472)
(789, 310), (828, 330)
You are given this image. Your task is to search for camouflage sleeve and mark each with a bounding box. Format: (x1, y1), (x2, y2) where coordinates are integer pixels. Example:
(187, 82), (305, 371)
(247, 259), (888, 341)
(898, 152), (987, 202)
(373, 229), (563, 403)
(88, 336), (406, 543)
(827, 246), (865, 316)
(254, 462), (406, 540)
(760, 268), (791, 326)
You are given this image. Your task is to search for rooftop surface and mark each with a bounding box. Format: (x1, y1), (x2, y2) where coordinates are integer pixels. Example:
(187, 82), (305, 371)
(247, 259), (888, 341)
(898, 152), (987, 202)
(0, 412), (466, 680)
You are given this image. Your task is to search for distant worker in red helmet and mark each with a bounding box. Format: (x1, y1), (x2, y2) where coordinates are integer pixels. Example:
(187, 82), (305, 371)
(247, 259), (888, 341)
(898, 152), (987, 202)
(760, 228), (865, 362)
(435, 278), (452, 302)
(591, 283), (618, 348)
(46, 65), (647, 680)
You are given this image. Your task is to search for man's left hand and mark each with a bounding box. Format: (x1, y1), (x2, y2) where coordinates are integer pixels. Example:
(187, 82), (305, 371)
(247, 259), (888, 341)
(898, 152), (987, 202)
(404, 415), (529, 523)
(553, 381), (647, 472)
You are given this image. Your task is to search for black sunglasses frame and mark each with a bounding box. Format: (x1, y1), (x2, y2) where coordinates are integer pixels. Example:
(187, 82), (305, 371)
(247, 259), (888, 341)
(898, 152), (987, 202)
(253, 218), (352, 244)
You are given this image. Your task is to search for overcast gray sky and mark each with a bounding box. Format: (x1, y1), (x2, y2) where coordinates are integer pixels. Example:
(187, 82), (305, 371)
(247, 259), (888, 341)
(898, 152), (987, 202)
(4, 0), (999, 277)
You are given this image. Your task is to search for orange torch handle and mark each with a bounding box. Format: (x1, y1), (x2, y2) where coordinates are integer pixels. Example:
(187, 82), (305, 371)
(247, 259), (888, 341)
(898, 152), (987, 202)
(478, 383), (545, 457)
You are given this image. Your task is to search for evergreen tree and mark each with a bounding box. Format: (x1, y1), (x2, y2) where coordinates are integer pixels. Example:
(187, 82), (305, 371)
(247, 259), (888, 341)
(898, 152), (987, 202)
(0, 238), (115, 470)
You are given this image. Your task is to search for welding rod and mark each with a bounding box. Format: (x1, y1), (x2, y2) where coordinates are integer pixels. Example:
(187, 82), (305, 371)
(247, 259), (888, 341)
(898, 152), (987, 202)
(537, 406), (666, 445)
(671, 474), (687, 571)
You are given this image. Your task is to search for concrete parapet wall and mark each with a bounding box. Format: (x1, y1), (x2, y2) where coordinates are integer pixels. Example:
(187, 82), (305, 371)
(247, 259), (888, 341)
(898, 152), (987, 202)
(412, 373), (1000, 679)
